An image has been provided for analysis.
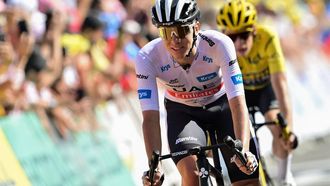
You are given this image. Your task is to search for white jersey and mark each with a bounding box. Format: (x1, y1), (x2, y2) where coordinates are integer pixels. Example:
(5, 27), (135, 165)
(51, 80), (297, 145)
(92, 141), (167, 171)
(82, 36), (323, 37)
(135, 30), (244, 111)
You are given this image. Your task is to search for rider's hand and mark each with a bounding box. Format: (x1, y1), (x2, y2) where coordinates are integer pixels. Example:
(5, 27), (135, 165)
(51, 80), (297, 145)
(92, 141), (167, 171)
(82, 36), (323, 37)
(142, 170), (163, 186)
(231, 151), (258, 175)
(280, 132), (298, 151)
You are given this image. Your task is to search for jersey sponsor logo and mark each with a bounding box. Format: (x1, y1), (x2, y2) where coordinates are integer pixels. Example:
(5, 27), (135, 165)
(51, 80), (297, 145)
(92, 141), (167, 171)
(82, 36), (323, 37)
(171, 150), (189, 157)
(167, 83), (223, 99)
(138, 89), (152, 99)
(244, 68), (270, 88)
(248, 55), (262, 65)
(161, 64), (171, 72)
(175, 136), (198, 145)
(203, 56), (213, 63)
(196, 72), (217, 82)
(203, 82), (218, 89)
(231, 74), (243, 85)
(136, 74), (149, 79)
(229, 59), (237, 66)
(166, 84), (185, 88)
(198, 33), (215, 47)
(169, 78), (179, 84)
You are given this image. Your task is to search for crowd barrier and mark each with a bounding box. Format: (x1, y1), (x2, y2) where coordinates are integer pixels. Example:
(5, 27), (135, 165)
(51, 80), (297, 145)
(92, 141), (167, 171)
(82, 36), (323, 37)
(0, 111), (135, 186)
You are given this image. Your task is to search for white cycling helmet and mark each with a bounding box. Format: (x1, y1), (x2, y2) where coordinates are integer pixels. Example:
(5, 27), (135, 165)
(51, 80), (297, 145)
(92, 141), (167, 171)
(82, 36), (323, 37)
(151, 0), (200, 27)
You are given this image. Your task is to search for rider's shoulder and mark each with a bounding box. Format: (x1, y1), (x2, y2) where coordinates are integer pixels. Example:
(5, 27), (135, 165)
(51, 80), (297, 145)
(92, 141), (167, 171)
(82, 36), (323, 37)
(137, 38), (164, 62)
(198, 30), (233, 47)
(139, 38), (163, 54)
(255, 24), (278, 38)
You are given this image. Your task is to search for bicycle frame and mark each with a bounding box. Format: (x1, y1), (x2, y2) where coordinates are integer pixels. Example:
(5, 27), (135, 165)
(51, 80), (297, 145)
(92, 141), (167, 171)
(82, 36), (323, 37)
(207, 130), (225, 185)
(249, 107), (299, 186)
(249, 106), (277, 186)
(248, 106), (277, 132)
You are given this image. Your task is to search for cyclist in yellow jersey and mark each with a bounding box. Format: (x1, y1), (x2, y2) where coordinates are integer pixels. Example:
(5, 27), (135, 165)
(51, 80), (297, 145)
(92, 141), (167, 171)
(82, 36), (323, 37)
(217, 0), (297, 185)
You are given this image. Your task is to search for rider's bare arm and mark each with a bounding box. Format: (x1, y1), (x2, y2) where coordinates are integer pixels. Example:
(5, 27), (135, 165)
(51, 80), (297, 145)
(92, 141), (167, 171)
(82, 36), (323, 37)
(271, 72), (293, 131)
(228, 95), (251, 151)
(142, 110), (162, 159)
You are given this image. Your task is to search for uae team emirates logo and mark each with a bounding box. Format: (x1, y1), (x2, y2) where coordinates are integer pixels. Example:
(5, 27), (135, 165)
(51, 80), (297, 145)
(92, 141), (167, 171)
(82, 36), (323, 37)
(167, 83), (223, 99)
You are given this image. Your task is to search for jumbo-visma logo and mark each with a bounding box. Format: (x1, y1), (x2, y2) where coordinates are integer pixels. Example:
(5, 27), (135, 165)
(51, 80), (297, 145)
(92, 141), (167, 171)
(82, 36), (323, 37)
(231, 74), (243, 85)
(196, 72), (217, 82)
(138, 89), (152, 99)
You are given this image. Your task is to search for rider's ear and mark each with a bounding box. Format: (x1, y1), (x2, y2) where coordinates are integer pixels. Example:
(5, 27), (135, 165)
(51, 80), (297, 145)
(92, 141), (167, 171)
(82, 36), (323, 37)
(194, 21), (201, 32)
(252, 25), (257, 36)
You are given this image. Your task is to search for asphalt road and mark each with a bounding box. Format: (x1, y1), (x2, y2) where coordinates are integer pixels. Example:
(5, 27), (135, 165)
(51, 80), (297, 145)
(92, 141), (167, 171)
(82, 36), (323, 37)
(292, 134), (330, 186)
(262, 133), (330, 186)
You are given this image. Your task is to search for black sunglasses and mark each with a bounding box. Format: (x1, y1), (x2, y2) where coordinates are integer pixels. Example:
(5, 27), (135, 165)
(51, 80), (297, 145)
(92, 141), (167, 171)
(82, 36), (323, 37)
(227, 31), (252, 42)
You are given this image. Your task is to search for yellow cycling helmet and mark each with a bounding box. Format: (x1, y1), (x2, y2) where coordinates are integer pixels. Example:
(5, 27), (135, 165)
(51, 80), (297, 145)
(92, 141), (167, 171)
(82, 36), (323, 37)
(217, 0), (257, 34)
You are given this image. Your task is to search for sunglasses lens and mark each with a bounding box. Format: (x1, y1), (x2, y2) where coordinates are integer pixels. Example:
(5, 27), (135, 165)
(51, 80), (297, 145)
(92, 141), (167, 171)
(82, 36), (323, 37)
(177, 26), (191, 38)
(229, 35), (237, 41)
(228, 32), (251, 42)
(159, 28), (167, 39)
(240, 32), (251, 40)
(159, 26), (191, 40)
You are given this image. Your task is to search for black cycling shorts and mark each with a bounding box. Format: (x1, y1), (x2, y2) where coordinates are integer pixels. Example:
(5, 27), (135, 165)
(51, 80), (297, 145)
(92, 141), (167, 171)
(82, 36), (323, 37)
(164, 95), (259, 183)
(245, 83), (279, 114)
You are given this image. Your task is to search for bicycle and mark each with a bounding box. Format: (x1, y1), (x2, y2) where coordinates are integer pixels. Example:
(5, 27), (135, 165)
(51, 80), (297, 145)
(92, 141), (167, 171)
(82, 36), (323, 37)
(248, 106), (298, 186)
(148, 134), (248, 186)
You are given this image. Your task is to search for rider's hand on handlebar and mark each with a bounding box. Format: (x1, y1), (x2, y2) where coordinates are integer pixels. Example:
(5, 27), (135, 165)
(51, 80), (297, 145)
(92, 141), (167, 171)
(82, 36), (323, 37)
(231, 151), (258, 175)
(142, 169), (163, 186)
(280, 131), (298, 151)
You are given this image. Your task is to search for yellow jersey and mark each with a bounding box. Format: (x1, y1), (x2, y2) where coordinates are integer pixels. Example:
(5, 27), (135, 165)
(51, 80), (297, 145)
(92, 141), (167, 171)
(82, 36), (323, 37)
(238, 25), (286, 90)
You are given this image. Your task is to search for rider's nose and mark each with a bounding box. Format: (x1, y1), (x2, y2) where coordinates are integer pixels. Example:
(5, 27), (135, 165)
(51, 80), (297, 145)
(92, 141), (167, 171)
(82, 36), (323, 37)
(171, 34), (182, 44)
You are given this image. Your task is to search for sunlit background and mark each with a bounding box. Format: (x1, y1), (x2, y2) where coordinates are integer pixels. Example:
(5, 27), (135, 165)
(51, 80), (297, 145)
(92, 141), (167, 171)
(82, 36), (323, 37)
(0, 0), (329, 186)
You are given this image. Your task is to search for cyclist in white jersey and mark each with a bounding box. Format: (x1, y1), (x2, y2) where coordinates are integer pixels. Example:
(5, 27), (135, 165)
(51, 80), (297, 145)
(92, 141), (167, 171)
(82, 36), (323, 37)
(137, 0), (260, 185)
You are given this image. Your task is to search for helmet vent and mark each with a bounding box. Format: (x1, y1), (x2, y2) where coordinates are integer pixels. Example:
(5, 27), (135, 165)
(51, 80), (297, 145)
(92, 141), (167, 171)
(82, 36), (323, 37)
(221, 19), (227, 26)
(152, 7), (159, 22)
(160, 0), (166, 22)
(228, 12), (234, 25)
(244, 16), (249, 23)
(170, 0), (178, 21)
(180, 3), (190, 18)
(237, 11), (242, 25)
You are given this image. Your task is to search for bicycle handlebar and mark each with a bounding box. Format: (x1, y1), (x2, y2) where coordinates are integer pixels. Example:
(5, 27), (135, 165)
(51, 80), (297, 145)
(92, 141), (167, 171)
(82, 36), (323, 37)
(148, 135), (247, 184)
(251, 110), (298, 149)
(223, 136), (247, 166)
(251, 112), (287, 131)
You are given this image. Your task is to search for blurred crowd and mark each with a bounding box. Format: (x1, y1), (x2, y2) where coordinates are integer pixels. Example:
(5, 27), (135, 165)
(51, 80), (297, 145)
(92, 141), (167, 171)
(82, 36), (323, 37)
(0, 0), (329, 141)
(0, 0), (156, 140)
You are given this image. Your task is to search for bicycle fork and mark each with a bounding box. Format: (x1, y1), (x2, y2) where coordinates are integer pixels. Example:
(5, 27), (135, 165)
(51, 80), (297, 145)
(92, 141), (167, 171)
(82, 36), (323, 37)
(196, 149), (226, 186)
